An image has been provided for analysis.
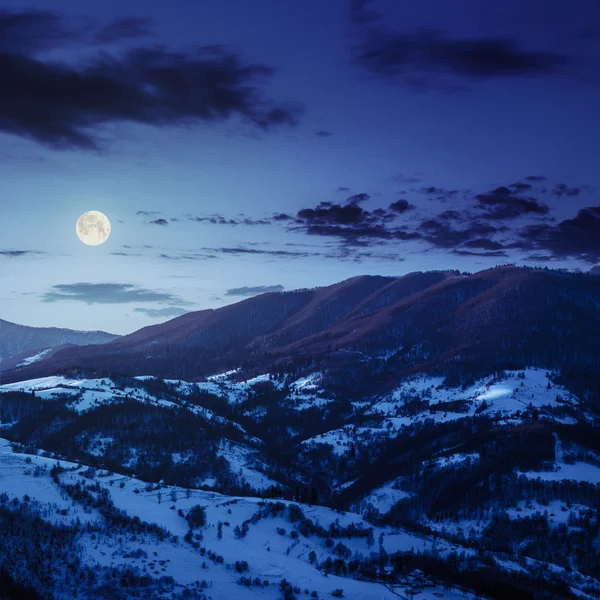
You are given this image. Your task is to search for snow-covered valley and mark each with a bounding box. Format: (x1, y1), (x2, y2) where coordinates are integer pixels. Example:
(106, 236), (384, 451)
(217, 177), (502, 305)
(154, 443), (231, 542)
(1, 366), (599, 599)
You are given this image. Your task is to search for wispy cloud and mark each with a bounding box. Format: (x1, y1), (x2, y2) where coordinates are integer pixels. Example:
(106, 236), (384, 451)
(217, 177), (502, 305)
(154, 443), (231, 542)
(225, 285), (285, 297)
(93, 16), (155, 44)
(42, 282), (189, 305)
(350, 3), (573, 91)
(133, 306), (189, 318)
(0, 249), (42, 257)
(189, 214), (272, 226)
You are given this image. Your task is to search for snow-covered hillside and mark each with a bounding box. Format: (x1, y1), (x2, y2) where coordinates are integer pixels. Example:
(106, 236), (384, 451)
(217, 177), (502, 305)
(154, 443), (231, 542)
(0, 438), (484, 600)
(2, 365), (599, 600)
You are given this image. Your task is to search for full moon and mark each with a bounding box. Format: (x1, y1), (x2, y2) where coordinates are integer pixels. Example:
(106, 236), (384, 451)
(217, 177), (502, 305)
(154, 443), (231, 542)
(76, 211), (111, 246)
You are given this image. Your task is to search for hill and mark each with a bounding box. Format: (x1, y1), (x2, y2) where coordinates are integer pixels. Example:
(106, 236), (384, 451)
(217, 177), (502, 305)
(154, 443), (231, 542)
(3, 267), (600, 405)
(0, 318), (118, 367)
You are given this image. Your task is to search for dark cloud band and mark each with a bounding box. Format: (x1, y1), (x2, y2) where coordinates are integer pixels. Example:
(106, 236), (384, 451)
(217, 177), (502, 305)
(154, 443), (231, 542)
(0, 9), (301, 150)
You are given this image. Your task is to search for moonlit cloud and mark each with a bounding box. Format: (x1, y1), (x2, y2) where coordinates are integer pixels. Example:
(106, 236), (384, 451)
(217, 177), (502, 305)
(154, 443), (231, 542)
(225, 285), (285, 297)
(42, 282), (189, 305)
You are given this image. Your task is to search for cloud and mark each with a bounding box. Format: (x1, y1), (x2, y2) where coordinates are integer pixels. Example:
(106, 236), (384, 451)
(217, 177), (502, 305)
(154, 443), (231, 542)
(159, 246), (312, 260)
(189, 214), (272, 226)
(133, 306), (188, 318)
(453, 249), (508, 258)
(525, 175), (547, 182)
(514, 206), (600, 262)
(336, 186), (351, 192)
(437, 210), (463, 221)
(462, 238), (506, 251)
(552, 183), (581, 197)
(136, 210), (161, 216)
(297, 202), (368, 225)
(475, 186), (549, 219)
(0, 10), (301, 150)
(419, 218), (501, 250)
(150, 218), (169, 226)
(393, 174), (423, 184)
(93, 17), (155, 43)
(523, 254), (561, 263)
(315, 130), (332, 137)
(0, 9), (79, 54)
(42, 282), (188, 304)
(0, 249), (41, 257)
(389, 199), (415, 213)
(590, 266), (600, 275)
(419, 186), (460, 201)
(510, 182), (533, 192)
(354, 26), (572, 89)
(291, 193), (423, 245)
(272, 212), (293, 221)
(217, 247), (311, 258)
(225, 285), (285, 297)
(0, 10), (155, 53)
(159, 252), (218, 261)
(347, 193), (371, 205)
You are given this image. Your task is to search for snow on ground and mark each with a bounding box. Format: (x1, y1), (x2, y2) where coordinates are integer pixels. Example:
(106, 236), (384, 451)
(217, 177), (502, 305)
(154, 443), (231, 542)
(206, 369), (241, 381)
(16, 348), (52, 366)
(0, 376), (174, 412)
(290, 373), (322, 392)
(0, 375), (253, 424)
(430, 452), (480, 469)
(425, 517), (485, 540)
(301, 424), (394, 456)
(154, 375), (260, 405)
(284, 373), (337, 411)
(0, 437), (481, 600)
(519, 434), (600, 484)
(87, 435), (115, 457)
(357, 481), (412, 514)
(300, 414), (463, 457)
(290, 395), (333, 411)
(238, 374), (276, 387)
(3, 437), (595, 599)
(506, 500), (593, 526)
(217, 440), (280, 491)
(520, 463), (600, 484)
(0, 439), (99, 525)
(0, 375), (74, 392)
(367, 368), (576, 422)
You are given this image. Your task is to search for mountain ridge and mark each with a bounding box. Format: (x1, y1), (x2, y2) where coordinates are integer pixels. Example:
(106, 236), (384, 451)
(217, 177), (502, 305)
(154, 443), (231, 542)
(2, 267), (599, 405)
(0, 318), (119, 366)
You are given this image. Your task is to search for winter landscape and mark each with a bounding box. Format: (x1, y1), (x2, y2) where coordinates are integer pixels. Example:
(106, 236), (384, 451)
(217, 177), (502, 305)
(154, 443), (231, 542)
(2, 1), (600, 598)
(2, 268), (600, 599)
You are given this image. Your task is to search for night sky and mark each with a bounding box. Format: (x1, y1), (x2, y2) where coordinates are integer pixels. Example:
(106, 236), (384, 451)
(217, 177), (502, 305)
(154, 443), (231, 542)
(1, 0), (600, 334)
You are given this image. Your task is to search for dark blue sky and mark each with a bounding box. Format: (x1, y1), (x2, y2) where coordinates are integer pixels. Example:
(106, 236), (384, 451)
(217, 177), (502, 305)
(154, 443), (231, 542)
(1, 0), (599, 333)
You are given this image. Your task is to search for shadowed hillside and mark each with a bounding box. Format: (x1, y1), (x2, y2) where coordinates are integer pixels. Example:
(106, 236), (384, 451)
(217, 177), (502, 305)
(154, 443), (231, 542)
(3, 267), (600, 404)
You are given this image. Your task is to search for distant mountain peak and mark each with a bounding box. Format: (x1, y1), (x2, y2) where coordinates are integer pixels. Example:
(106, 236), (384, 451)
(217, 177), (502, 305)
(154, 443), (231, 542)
(0, 319), (119, 367)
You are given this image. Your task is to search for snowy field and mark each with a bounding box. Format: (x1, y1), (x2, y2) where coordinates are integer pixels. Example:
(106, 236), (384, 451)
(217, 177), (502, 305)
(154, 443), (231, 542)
(519, 434), (600, 484)
(0, 437), (486, 600)
(17, 348), (53, 366)
(356, 481), (412, 514)
(368, 368), (577, 420)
